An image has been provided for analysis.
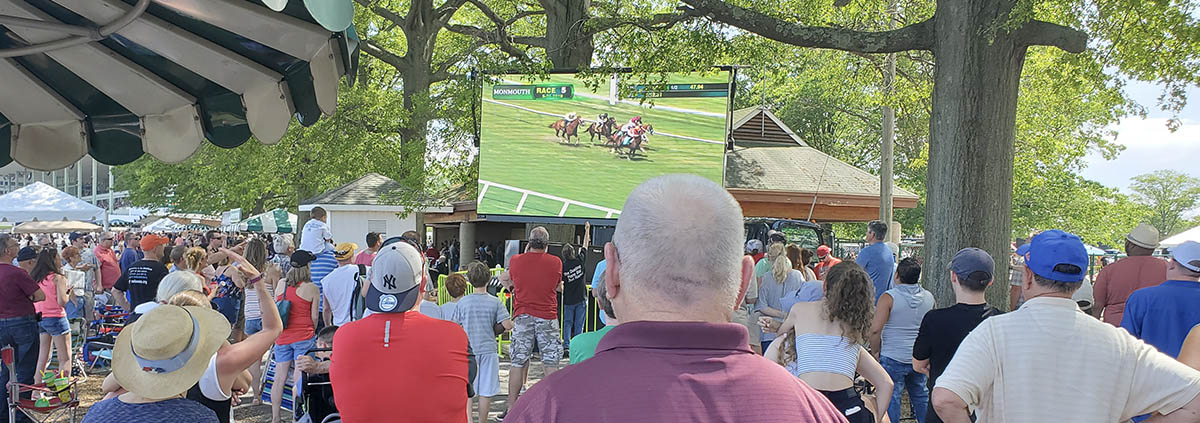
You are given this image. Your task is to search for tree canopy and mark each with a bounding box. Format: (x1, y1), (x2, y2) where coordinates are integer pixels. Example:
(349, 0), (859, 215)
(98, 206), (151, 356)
(1130, 170), (1200, 238)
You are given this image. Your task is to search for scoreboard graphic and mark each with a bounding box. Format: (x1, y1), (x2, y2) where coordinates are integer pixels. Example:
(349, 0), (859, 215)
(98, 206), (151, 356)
(630, 83), (729, 98)
(492, 83), (574, 100)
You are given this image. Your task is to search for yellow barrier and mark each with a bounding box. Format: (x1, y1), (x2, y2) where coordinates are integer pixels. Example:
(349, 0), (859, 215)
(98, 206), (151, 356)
(435, 267), (605, 357)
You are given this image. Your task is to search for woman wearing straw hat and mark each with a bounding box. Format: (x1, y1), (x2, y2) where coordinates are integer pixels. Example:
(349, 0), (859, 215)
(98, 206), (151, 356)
(82, 304), (230, 422)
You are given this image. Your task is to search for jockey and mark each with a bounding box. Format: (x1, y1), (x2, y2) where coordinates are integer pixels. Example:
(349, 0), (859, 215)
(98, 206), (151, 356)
(563, 112), (578, 125)
(618, 116), (642, 138)
(622, 123), (644, 147)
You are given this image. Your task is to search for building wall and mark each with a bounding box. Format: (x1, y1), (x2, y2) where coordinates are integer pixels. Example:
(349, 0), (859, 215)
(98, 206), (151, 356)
(326, 210), (415, 247)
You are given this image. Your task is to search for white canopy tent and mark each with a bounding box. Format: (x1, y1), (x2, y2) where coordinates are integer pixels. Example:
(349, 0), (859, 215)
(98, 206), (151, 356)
(0, 181), (105, 223)
(1161, 226), (1200, 248)
(142, 218), (184, 233)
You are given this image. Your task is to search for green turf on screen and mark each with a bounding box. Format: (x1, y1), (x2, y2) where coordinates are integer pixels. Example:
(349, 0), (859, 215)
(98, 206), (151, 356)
(478, 72), (728, 218)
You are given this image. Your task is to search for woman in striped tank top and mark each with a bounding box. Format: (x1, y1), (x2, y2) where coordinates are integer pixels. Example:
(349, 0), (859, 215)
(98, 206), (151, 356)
(764, 262), (894, 423)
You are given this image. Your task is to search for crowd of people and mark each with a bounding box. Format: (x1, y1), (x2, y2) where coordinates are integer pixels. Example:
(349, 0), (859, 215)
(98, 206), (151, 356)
(3, 178), (1200, 423)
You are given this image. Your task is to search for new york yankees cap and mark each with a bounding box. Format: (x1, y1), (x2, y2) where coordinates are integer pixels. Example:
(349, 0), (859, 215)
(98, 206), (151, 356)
(364, 241), (425, 313)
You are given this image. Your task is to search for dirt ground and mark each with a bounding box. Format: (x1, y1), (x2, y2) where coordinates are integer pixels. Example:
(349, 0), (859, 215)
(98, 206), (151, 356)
(42, 361), (917, 423)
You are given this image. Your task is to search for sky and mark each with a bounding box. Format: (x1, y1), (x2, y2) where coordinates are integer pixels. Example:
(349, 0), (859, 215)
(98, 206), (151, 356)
(1079, 81), (1200, 195)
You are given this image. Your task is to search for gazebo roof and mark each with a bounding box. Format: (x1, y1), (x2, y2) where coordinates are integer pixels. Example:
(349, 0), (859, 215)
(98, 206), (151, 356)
(301, 173), (404, 206)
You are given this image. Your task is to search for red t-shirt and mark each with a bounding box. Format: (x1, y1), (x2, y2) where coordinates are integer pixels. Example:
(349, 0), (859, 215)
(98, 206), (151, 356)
(94, 245), (120, 290)
(330, 312), (469, 423)
(509, 252), (562, 320)
(813, 257), (842, 280)
(0, 263), (40, 318)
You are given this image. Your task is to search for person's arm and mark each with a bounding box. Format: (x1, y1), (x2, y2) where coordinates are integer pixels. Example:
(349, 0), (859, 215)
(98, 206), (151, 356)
(113, 269), (131, 310)
(913, 358), (931, 375)
(307, 283), (320, 328)
(322, 292), (333, 327)
(1091, 268), (1109, 319)
(1122, 294), (1144, 338)
(857, 346), (894, 423)
(295, 355), (331, 374)
(101, 373), (123, 395)
(54, 274), (69, 307)
(29, 288), (45, 303)
(1179, 325), (1200, 370)
(764, 335), (784, 363)
(214, 271), (284, 393)
(912, 314), (934, 375)
(870, 293), (893, 359)
(932, 387), (973, 423)
(1145, 393), (1200, 423)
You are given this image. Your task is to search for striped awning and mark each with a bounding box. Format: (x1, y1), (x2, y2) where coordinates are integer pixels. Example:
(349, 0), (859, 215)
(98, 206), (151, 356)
(239, 208), (294, 233)
(0, 0), (359, 170)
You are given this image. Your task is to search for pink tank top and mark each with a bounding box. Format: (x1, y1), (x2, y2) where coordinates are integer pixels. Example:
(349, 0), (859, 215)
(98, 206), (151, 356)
(34, 274), (65, 318)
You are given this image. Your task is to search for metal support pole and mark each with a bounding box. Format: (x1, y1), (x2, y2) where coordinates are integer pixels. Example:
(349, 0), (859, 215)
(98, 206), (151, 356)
(879, 0), (897, 231)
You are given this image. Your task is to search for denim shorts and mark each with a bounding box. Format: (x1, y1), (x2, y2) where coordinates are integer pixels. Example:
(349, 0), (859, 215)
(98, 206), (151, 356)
(274, 338), (315, 363)
(38, 316), (70, 336)
(244, 318), (263, 335)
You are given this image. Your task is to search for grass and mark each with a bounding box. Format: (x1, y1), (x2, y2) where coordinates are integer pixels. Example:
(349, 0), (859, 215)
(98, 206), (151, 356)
(479, 73), (728, 217)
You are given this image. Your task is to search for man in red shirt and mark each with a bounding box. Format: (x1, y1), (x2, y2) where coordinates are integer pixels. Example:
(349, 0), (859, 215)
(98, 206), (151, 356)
(813, 244), (842, 281)
(329, 240), (470, 423)
(503, 226), (563, 413)
(94, 232), (121, 294)
(1091, 223), (1168, 325)
(0, 233), (45, 422)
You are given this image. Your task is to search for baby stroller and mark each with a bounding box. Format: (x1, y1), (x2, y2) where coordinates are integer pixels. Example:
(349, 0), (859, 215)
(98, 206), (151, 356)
(293, 348), (338, 423)
(3, 347), (80, 423)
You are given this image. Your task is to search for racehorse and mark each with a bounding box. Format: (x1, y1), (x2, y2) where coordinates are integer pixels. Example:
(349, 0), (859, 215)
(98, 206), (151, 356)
(586, 117), (617, 143)
(608, 124), (654, 159)
(549, 118), (583, 144)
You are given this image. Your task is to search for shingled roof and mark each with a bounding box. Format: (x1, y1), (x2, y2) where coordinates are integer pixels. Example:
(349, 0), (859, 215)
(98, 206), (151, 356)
(301, 173), (409, 206)
(726, 145), (918, 200)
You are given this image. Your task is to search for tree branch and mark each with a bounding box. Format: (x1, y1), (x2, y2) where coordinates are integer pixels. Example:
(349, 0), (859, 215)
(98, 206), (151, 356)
(360, 39), (410, 73)
(680, 0), (933, 52)
(355, 0), (408, 36)
(1014, 20), (1087, 53)
(585, 13), (695, 34)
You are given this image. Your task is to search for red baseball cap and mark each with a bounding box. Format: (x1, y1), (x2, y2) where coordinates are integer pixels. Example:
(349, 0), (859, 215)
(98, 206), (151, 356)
(817, 245), (832, 256)
(140, 234), (170, 251)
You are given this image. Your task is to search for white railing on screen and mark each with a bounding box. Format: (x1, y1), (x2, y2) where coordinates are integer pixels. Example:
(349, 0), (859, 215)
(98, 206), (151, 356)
(477, 179), (621, 218)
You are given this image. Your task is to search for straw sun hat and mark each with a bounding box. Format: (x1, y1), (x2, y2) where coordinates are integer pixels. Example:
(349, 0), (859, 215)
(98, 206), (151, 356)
(112, 305), (231, 399)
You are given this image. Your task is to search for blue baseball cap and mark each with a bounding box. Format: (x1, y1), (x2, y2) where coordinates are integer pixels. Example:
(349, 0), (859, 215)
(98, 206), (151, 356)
(1016, 230), (1088, 282)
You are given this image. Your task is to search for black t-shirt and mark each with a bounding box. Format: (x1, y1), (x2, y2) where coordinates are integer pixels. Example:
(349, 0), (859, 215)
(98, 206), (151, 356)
(912, 303), (1003, 390)
(561, 257), (587, 305)
(114, 259), (169, 307)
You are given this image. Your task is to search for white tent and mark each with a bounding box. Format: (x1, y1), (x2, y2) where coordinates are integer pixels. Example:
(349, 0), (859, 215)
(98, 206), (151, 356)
(142, 218), (184, 233)
(1161, 225), (1200, 248)
(0, 182), (105, 223)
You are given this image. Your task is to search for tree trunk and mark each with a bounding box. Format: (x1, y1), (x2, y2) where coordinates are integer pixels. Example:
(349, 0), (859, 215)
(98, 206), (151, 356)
(541, 0), (593, 68)
(923, 0), (1025, 309)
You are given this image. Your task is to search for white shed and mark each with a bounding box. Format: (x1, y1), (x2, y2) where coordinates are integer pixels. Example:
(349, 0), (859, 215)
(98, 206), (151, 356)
(299, 173), (450, 245)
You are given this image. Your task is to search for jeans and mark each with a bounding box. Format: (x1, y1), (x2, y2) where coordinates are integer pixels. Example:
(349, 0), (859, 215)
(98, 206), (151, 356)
(880, 356), (928, 423)
(1, 317), (40, 423)
(561, 302), (586, 350)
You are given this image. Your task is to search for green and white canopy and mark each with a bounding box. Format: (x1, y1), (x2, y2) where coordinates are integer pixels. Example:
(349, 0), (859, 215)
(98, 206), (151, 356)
(0, 0), (359, 170)
(239, 208), (295, 233)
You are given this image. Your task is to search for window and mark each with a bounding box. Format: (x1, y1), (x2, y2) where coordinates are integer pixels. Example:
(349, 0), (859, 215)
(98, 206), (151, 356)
(367, 219), (387, 234)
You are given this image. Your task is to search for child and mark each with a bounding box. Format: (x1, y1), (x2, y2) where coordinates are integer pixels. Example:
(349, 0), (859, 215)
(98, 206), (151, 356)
(296, 325), (338, 423)
(440, 273), (469, 321)
(452, 261), (513, 423)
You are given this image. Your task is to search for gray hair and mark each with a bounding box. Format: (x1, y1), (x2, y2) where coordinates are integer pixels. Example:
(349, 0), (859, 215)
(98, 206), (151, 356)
(529, 226), (549, 249)
(612, 174), (744, 310)
(595, 273), (615, 320)
(273, 234), (294, 254)
(157, 271), (205, 302)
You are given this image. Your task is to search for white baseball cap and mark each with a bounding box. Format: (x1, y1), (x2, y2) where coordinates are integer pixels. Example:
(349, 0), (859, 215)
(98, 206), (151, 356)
(1171, 241), (1200, 273)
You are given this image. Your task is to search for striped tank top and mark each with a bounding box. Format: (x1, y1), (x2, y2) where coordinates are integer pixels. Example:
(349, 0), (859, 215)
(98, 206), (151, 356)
(785, 333), (859, 379)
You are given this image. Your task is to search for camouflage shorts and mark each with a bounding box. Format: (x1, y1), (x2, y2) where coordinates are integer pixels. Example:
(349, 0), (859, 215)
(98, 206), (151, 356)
(510, 314), (563, 368)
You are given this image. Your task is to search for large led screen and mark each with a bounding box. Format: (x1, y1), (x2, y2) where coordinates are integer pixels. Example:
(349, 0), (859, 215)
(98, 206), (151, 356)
(478, 71), (729, 218)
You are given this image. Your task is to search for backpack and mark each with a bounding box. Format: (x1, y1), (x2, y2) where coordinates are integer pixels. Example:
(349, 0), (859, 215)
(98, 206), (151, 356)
(347, 264), (368, 322)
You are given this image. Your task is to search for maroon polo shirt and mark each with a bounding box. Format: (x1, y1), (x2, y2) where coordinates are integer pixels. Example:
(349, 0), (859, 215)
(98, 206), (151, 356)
(0, 263), (39, 318)
(506, 321), (847, 423)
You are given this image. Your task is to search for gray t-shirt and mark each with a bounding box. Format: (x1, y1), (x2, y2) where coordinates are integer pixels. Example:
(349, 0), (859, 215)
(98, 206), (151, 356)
(451, 292), (510, 355)
(82, 397), (217, 423)
(756, 269), (805, 342)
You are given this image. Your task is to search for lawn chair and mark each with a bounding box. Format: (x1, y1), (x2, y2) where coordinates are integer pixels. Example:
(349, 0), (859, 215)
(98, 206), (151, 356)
(3, 347), (79, 423)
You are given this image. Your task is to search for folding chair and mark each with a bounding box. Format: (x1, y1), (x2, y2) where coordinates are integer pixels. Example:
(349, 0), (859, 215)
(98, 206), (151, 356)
(3, 347), (79, 423)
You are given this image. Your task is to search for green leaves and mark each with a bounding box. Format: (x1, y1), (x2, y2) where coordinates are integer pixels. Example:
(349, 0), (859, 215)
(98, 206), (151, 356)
(1130, 170), (1200, 237)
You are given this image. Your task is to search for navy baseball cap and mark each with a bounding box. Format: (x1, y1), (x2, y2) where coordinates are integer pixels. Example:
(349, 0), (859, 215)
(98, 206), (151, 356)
(1017, 230), (1088, 282)
(951, 248), (994, 283)
(69, 232), (85, 243)
(16, 246), (37, 262)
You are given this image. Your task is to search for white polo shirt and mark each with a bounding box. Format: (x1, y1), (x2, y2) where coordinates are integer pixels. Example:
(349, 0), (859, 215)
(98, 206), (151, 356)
(300, 218), (333, 255)
(937, 297), (1200, 422)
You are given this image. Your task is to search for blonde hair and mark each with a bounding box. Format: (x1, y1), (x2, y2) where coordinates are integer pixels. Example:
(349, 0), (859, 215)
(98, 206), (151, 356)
(286, 264), (312, 288)
(183, 247), (207, 273)
(167, 290), (210, 308)
(767, 243), (791, 285)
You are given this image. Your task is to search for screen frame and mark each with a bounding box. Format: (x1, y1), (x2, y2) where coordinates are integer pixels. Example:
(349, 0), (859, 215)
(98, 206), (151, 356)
(472, 66), (736, 221)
